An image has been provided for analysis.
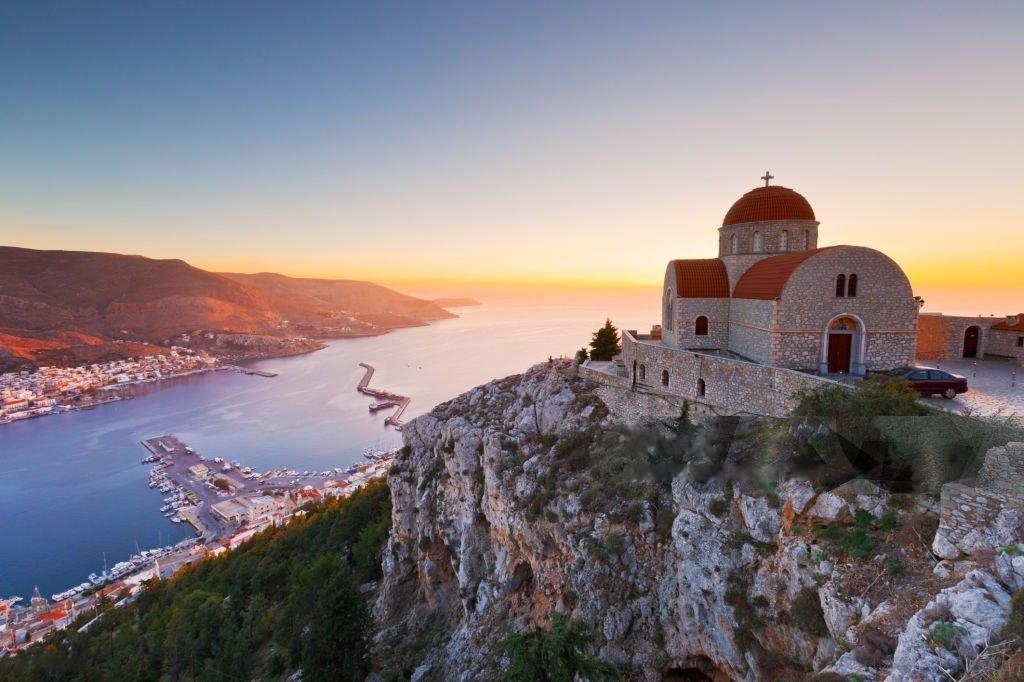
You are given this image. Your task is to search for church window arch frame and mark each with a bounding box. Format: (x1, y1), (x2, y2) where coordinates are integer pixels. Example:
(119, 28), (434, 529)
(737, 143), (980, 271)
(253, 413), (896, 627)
(804, 230), (811, 250)
(780, 230), (789, 251)
(664, 288), (674, 330)
(695, 315), (709, 337)
(819, 313), (867, 376)
(730, 233), (739, 254)
(697, 378), (706, 397)
(835, 274), (846, 298)
(752, 231), (763, 252)
(639, 364), (646, 381)
(661, 369), (670, 387)
(847, 273), (858, 297)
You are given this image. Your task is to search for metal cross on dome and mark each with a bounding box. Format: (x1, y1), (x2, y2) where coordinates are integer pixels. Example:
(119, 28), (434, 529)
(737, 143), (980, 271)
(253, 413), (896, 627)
(761, 171), (774, 187)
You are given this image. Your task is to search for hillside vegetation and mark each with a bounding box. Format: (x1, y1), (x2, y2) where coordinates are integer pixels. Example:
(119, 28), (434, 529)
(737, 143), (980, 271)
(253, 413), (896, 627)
(0, 480), (391, 682)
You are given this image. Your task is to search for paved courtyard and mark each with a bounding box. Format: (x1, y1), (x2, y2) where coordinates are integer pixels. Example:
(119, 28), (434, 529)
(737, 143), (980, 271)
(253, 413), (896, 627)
(918, 358), (1024, 418)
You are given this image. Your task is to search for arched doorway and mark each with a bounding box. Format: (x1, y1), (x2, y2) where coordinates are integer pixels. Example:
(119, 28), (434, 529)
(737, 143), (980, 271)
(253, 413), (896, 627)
(963, 326), (980, 358)
(821, 315), (866, 375)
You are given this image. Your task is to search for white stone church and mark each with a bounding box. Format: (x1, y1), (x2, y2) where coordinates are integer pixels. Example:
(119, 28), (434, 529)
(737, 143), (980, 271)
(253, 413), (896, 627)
(584, 175), (922, 416)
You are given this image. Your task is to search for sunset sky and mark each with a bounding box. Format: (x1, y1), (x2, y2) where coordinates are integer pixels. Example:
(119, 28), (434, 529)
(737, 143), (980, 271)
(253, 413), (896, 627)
(1, 2), (1021, 314)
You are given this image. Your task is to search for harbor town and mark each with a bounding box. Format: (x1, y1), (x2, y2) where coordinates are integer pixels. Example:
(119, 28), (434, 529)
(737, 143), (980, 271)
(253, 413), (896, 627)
(0, 433), (393, 655)
(0, 349), (221, 425)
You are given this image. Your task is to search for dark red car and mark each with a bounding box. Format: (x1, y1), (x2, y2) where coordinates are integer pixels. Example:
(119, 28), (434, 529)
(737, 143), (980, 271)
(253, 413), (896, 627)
(885, 366), (968, 399)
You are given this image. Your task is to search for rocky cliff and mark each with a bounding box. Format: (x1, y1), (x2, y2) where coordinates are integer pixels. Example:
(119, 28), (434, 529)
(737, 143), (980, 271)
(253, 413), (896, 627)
(374, 361), (1024, 680)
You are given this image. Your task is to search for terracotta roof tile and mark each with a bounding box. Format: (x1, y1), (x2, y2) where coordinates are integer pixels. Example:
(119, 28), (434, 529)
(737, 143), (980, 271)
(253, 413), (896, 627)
(993, 314), (1024, 331)
(671, 258), (730, 298)
(732, 248), (834, 300)
(724, 185), (815, 226)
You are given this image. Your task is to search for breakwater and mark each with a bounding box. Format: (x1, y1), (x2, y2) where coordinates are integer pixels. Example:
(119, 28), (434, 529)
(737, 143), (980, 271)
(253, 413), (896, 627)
(357, 362), (410, 427)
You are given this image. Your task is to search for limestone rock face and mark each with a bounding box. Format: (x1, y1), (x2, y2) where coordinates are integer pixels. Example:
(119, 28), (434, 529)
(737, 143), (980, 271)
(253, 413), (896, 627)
(372, 361), (1024, 681)
(889, 570), (1015, 681)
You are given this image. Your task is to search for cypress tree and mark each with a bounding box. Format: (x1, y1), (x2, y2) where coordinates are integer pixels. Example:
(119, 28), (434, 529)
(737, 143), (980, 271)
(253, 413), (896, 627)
(588, 318), (621, 361)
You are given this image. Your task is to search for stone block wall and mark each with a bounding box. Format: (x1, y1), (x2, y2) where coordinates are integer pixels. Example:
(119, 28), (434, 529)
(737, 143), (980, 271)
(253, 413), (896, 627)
(987, 330), (1024, 361)
(933, 443), (1024, 559)
(916, 314), (950, 360)
(717, 219), (819, 259)
(672, 298), (730, 350)
(728, 298), (775, 363)
(978, 443), (1024, 493)
(617, 330), (840, 418)
(915, 314), (1001, 360)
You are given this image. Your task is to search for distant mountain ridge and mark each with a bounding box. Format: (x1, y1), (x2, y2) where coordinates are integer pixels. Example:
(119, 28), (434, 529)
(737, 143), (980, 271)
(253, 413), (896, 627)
(0, 246), (454, 370)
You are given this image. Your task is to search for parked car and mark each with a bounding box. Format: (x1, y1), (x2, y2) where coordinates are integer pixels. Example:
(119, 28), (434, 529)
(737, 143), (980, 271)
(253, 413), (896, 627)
(885, 366), (968, 398)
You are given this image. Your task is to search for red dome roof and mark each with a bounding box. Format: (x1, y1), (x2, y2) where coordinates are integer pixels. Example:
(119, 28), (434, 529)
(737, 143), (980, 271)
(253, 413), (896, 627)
(723, 185), (815, 226)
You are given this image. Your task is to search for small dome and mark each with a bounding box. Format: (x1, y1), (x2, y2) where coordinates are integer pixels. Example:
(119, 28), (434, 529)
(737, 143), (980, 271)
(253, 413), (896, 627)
(723, 185), (815, 226)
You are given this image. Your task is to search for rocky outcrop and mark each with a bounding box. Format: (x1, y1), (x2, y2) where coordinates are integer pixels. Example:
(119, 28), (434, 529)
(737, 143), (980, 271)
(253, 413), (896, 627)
(373, 361), (1024, 680)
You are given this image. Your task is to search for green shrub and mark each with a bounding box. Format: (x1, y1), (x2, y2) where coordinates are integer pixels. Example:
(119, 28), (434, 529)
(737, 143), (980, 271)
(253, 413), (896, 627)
(877, 511), (900, 533)
(928, 622), (966, 650)
(853, 508), (875, 528)
(496, 612), (619, 681)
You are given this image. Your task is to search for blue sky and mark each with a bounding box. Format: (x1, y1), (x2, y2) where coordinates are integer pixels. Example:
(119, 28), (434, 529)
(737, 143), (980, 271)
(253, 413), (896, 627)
(1, 2), (1022, 311)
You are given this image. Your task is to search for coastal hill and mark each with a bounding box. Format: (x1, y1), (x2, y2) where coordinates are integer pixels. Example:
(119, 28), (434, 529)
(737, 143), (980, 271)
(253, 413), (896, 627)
(0, 246), (454, 370)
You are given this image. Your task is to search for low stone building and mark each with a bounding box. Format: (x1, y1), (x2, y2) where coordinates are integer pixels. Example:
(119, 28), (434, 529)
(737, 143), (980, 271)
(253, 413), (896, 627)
(917, 312), (1024, 362)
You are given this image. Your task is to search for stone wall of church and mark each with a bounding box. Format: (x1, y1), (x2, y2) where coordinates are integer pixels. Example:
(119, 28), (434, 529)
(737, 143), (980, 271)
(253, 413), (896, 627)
(717, 219), (819, 259)
(727, 299), (775, 363)
(772, 246), (918, 372)
(618, 330), (840, 417)
(672, 298), (730, 350)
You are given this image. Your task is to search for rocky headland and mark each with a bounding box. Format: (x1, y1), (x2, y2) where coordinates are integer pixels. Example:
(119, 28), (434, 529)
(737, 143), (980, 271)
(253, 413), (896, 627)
(373, 360), (1024, 680)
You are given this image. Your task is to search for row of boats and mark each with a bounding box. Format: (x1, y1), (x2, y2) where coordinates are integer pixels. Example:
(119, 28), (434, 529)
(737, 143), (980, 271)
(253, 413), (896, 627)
(50, 538), (201, 602)
(146, 456), (199, 523)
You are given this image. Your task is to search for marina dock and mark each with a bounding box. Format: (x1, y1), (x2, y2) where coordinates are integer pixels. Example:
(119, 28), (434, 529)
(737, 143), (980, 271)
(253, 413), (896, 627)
(356, 363), (410, 427)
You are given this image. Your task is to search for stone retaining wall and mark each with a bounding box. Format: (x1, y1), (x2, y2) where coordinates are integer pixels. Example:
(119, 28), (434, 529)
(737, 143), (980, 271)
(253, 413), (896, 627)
(612, 331), (842, 418)
(933, 442), (1024, 560)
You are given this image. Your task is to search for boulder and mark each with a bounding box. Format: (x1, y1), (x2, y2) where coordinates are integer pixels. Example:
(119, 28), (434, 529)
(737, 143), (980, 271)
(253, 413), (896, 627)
(737, 495), (782, 544)
(808, 492), (848, 522)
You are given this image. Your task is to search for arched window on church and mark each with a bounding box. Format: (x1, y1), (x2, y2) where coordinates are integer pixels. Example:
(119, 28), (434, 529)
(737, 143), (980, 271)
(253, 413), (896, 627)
(664, 289), (674, 329)
(730, 233), (738, 254)
(804, 230), (810, 250)
(752, 231), (763, 252)
(847, 274), (858, 297)
(780, 230), (789, 251)
(661, 369), (669, 387)
(697, 378), (706, 397)
(639, 364), (646, 381)
(835, 274), (846, 298)
(695, 315), (709, 336)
